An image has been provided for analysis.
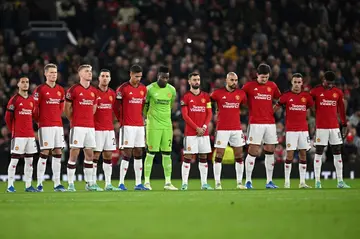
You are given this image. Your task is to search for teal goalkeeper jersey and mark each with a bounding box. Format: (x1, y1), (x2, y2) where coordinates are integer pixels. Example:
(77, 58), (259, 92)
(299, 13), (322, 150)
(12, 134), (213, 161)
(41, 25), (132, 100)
(145, 82), (176, 130)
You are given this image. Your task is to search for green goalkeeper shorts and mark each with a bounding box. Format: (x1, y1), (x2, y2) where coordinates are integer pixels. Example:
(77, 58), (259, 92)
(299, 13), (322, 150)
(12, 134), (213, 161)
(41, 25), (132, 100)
(146, 128), (173, 152)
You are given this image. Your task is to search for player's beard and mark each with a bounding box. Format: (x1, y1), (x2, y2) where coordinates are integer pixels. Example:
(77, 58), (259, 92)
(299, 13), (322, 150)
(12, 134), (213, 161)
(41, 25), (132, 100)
(157, 80), (167, 88)
(192, 85), (200, 89)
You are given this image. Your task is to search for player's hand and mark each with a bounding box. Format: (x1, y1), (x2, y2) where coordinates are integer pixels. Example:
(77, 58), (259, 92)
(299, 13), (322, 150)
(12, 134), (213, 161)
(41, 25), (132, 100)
(196, 127), (205, 136)
(341, 125), (348, 139)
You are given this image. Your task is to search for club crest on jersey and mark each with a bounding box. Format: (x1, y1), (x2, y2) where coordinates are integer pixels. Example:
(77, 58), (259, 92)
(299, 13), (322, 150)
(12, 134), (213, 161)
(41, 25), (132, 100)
(235, 95), (240, 100)
(91, 92), (95, 97)
(267, 87), (272, 92)
(44, 142), (48, 146)
(15, 146), (19, 151)
(333, 93), (338, 98)
(57, 91), (61, 96)
(201, 98), (206, 103)
(167, 93), (172, 98)
(74, 140), (78, 145)
(140, 90), (144, 96)
(124, 140), (128, 145)
(109, 96), (113, 101)
(301, 97), (306, 103)
(30, 102), (33, 107)
(249, 137), (253, 142)
(316, 138), (321, 142)
(287, 144), (291, 148)
(187, 146), (191, 151)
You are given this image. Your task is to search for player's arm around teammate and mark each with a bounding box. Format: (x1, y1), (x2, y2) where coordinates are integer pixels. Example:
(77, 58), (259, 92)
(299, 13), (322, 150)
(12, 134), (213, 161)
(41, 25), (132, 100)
(65, 64), (99, 192)
(211, 72), (247, 190)
(5, 77), (38, 192)
(116, 65), (149, 190)
(274, 74), (313, 188)
(242, 64), (281, 189)
(180, 72), (213, 190)
(310, 71), (350, 189)
(33, 64), (66, 192)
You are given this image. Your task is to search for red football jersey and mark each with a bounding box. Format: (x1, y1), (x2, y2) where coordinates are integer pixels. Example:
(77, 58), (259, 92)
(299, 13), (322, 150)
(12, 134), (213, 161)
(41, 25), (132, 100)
(210, 88), (246, 130)
(5, 94), (35, 137)
(181, 91), (212, 136)
(66, 84), (97, 128)
(116, 82), (146, 126)
(310, 85), (346, 129)
(33, 83), (64, 128)
(278, 91), (314, 131)
(242, 80), (281, 124)
(94, 87), (116, 131)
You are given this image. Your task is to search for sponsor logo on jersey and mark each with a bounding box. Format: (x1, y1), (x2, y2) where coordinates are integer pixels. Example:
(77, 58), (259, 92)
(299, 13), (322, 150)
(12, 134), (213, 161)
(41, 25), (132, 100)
(222, 102), (240, 108)
(190, 105), (206, 112)
(289, 104), (306, 111)
(320, 99), (336, 106)
(129, 97), (144, 104)
(254, 93), (271, 100)
(19, 109), (32, 115)
(97, 103), (112, 109)
(46, 98), (61, 105)
(79, 99), (95, 105)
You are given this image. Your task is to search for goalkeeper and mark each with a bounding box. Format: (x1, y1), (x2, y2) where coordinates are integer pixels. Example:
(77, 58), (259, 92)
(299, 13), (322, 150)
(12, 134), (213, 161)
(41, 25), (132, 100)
(143, 66), (178, 190)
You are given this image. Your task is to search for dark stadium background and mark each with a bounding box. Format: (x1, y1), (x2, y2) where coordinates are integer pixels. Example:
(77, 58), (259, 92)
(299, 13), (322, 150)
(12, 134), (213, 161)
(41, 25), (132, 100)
(0, 0), (360, 180)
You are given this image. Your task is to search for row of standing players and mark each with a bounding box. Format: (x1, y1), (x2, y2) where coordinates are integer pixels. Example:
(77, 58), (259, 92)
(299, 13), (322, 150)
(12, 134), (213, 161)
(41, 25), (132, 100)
(4, 63), (351, 192)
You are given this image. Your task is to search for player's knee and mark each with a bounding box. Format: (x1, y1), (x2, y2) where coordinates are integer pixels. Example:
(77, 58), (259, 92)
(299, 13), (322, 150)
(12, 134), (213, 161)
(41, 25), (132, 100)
(215, 156), (222, 163)
(331, 145), (342, 155)
(183, 156), (192, 164)
(103, 151), (112, 160)
(315, 146), (325, 155)
(11, 154), (22, 159)
(199, 157), (207, 163)
(133, 148), (143, 158)
(121, 155), (131, 161)
(41, 149), (50, 155)
(24, 154), (34, 158)
(161, 151), (171, 156)
(52, 148), (62, 155)
(263, 150), (273, 155)
(298, 150), (307, 161)
(39, 153), (49, 159)
(285, 159), (292, 164)
(235, 157), (243, 164)
(248, 145), (260, 156)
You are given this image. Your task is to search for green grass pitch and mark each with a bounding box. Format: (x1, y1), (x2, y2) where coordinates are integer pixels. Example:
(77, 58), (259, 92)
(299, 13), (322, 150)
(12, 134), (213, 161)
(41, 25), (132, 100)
(0, 179), (359, 239)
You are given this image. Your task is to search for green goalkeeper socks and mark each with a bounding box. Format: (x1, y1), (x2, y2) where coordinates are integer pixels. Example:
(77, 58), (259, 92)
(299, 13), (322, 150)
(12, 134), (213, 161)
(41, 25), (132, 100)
(144, 153), (155, 183)
(162, 154), (172, 184)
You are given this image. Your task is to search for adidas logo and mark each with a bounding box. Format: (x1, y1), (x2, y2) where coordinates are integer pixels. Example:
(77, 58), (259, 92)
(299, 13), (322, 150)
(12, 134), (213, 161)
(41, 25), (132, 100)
(254, 88), (258, 91)
(289, 99), (293, 102)
(98, 97), (101, 99)
(190, 100), (194, 102)
(19, 103), (23, 106)
(320, 93), (324, 96)
(46, 92), (50, 95)
(79, 93), (83, 96)
(222, 96), (226, 99)
(129, 92), (133, 95)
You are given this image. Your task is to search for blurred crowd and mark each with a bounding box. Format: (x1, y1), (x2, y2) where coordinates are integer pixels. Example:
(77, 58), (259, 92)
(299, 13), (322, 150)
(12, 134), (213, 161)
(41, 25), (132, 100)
(1, 0), (360, 164)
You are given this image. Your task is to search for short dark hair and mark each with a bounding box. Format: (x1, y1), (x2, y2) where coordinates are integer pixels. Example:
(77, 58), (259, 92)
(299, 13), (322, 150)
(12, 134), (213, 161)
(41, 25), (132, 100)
(100, 69), (110, 73)
(188, 72), (200, 79)
(292, 73), (303, 79)
(158, 65), (169, 73)
(257, 64), (271, 75)
(324, 71), (336, 82)
(130, 64), (143, 73)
